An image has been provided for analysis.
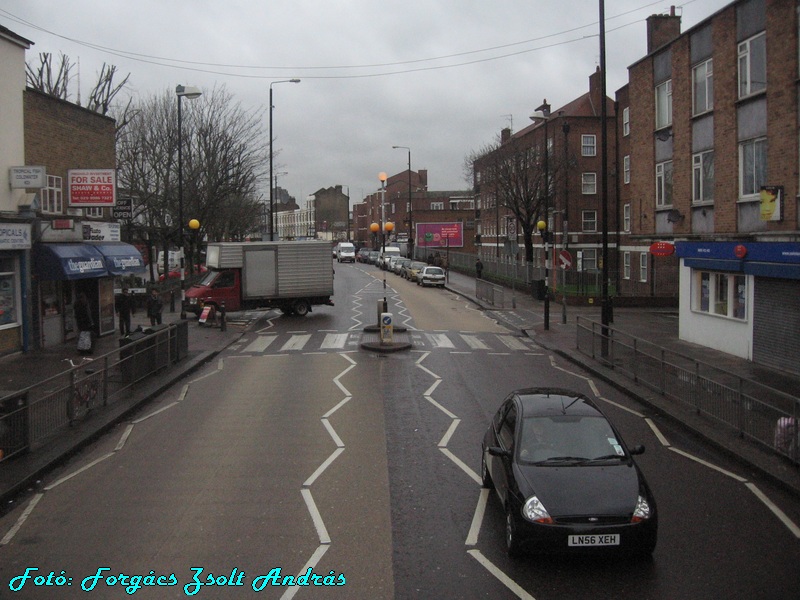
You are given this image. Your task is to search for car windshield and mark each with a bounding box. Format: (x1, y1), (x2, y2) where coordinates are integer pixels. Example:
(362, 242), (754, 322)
(198, 271), (218, 287)
(518, 416), (625, 464)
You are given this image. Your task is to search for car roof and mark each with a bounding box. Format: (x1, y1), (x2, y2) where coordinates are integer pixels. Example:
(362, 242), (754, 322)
(512, 388), (603, 418)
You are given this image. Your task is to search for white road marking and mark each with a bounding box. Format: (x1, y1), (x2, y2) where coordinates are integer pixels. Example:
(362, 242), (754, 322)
(460, 334), (490, 350)
(426, 333), (454, 348)
(497, 335), (528, 351)
(745, 482), (800, 538)
(114, 424), (135, 452)
(467, 550), (538, 600)
(465, 488), (490, 546)
(279, 544), (330, 600)
(668, 447), (749, 482)
(439, 419), (461, 447)
(441, 448), (481, 485)
(0, 493), (44, 546)
(646, 418), (671, 446)
(281, 334), (311, 351)
(304, 447), (345, 487)
(321, 333), (349, 349)
(242, 335), (277, 353)
(43, 452), (115, 491)
(300, 488), (331, 544)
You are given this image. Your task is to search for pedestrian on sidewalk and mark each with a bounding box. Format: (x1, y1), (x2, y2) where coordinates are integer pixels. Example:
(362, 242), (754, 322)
(115, 287), (135, 335)
(74, 292), (94, 354)
(475, 258), (483, 279)
(146, 288), (163, 326)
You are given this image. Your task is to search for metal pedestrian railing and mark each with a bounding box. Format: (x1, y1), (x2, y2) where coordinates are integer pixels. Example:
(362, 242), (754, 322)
(576, 317), (800, 465)
(0, 322), (189, 464)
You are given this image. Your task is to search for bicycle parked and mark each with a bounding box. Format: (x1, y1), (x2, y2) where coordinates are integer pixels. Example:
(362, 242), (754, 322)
(64, 357), (99, 423)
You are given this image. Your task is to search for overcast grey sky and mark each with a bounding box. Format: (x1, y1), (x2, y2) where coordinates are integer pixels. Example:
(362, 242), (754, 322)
(2, 0), (730, 205)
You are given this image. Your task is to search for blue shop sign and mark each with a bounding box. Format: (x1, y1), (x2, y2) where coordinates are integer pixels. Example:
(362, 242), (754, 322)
(676, 241), (800, 279)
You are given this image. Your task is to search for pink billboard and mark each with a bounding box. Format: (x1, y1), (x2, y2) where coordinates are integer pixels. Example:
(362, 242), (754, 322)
(415, 222), (463, 248)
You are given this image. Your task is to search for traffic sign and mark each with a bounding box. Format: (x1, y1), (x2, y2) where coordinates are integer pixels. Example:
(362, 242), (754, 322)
(558, 249), (572, 270)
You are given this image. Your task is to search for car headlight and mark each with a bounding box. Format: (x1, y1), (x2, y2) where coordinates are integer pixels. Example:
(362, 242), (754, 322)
(522, 496), (553, 524)
(631, 495), (652, 522)
(189, 298), (198, 305)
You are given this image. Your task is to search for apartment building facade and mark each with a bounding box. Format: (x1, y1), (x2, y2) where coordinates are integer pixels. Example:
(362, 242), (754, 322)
(623, 0), (800, 374)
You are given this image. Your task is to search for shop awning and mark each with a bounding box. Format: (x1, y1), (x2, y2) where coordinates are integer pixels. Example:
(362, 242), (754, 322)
(89, 242), (146, 275)
(33, 243), (108, 280)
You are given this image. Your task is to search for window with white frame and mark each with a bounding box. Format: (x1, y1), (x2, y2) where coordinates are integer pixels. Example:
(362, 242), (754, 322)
(639, 252), (648, 282)
(0, 256), (19, 328)
(655, 80), (672, 130)
(623, 203), (631, 232)
(655, 161), (673, 207)
(692, 150), (714, 203)
(85, 207), (103, 218)
(582, 210), (597, 232)
(739, 137), (767, 198)
(693, 271), (747, 320)
(738, 32), (766, 98)
(431, 202), (444, 210)
(623, 155), (630, 184)
(623, 252), (631, 280)
(41, 175), (63, 214)
(582, 172), (597, 195)
(581, 248), (597, 271)
(692, 58), (714, 115)
(622, 107), (630, 136)
(581, 135), (596, 157)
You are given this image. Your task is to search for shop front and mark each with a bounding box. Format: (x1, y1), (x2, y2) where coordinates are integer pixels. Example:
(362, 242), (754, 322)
(32, 241), (145, 348)
(0, 223), (30, 355)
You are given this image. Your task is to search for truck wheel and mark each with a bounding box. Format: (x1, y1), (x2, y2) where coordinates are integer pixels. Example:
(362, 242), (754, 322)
(293, 300), (310, 316)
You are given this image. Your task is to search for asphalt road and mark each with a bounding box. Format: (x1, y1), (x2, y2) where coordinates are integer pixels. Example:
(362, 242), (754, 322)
(0, 261), (798, 599)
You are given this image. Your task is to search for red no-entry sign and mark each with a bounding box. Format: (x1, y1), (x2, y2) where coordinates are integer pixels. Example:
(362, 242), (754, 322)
(558, 249), (572, 270)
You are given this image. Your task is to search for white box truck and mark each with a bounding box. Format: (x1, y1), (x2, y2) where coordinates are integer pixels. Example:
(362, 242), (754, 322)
(184, 241), (334, 316)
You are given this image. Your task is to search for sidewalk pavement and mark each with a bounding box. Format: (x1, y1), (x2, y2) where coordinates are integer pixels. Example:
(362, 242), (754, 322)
(0, 308), (245, 506)
(443, 269), (800, 500)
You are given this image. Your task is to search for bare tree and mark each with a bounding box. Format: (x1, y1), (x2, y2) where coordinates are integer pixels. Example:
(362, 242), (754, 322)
(26, 52), (73, 99)
(116, 85), (267, 278)
(467, 131), (565, 263)
(86, 63), (130, 116)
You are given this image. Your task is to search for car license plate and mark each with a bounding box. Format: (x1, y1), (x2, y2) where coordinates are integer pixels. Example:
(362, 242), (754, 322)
(568, 534), (620, 547)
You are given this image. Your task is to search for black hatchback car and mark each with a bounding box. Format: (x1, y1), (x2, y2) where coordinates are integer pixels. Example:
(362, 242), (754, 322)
(481, 388), (657, 557)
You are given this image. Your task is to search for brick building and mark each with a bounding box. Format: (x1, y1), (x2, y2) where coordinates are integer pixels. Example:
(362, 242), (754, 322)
(352, 170), (475, 259)
(472, 70), (618, 294)
(621, 0), (800, 374)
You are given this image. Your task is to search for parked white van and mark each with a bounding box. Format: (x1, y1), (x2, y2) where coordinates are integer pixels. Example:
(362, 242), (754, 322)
(336, 242), (356, 263)
(378, 246), (401, 270)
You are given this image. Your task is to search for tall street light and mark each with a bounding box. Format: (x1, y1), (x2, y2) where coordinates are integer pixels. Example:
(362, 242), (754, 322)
(599, 0), (613, 336)
(392, 145), (413, 259)
(176, 84), (202, 319)
(531, 100), (551, 330)
(269, 78), (300, 241)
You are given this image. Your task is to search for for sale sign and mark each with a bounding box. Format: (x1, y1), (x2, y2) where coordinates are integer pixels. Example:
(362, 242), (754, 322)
(68, 169), (116, 207)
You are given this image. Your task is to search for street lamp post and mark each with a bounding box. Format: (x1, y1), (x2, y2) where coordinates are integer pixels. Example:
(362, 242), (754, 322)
(176, 84), (202, 319)
(531, 100), (551, 330)
(269, 79), (300, 241)
(392, 145), (412, 259)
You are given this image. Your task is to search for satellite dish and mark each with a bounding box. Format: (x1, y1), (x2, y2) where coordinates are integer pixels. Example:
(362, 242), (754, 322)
(666, 209), (684, 223)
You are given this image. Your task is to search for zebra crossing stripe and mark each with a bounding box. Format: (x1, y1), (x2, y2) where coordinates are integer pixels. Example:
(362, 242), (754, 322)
(243, 335), (277, 353)
(497, 335), (528, 351)
(460, 334), (490, 350)
(281, 334), (312, 351)
(321, 333), (350, 349)
(426, 333), (455, 348)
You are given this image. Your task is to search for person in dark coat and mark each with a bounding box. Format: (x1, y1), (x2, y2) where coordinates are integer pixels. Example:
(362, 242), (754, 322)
(475, 259), (484, 280)
(146, 288), (163, 326)
(74, 292), (94, 354)
(115, 287), (135, 335)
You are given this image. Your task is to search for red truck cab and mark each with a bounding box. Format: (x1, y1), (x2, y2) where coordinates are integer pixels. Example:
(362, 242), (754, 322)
(184, 269), (241, 315)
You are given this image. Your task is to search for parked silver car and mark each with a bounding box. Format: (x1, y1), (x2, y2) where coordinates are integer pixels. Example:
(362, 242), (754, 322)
(418, 266), (446, 287)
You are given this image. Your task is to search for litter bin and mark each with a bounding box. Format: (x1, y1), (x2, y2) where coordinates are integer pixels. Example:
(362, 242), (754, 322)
(0, 390), (29, 461)
(532, 279), (546, 301)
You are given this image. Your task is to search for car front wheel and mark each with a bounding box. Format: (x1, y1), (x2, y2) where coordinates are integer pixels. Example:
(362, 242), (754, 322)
(506, 505), (524, 558)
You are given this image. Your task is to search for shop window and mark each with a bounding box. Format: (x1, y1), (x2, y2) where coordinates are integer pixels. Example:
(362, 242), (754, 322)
(693, 271), (746, 321)
(0, 257), (19, 327)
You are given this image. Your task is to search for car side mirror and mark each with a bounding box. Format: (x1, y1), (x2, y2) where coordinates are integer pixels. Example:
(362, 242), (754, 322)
(629, 445), (645, 456)
(487, 446), (510, 458)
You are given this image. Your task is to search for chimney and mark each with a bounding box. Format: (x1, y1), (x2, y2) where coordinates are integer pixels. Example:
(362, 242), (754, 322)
(589, 67), (603, 116)
(419, 169), (428, 190)
(646, 6), (681, 53)
(501, 127), (512, 144)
